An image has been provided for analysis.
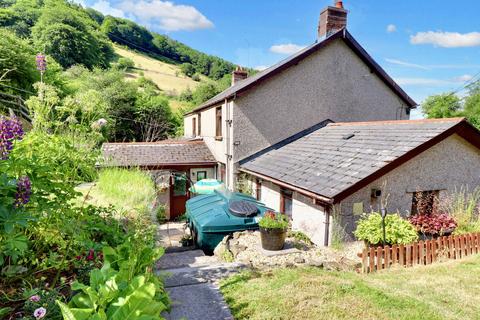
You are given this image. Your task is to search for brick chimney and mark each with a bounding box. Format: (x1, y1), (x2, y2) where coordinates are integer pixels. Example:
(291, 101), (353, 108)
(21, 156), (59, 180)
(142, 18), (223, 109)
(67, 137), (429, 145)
(231, 66), (248, 86)
(318, 1), (348, 39)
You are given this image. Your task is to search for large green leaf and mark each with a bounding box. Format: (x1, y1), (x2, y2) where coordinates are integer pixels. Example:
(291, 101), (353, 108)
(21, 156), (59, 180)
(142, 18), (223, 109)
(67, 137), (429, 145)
(107, 283), (165, 320)
(56, 300), (94, 320)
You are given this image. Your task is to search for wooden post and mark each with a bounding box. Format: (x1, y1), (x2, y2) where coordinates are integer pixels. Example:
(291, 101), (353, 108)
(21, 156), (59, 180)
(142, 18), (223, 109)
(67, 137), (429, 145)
(426, 240), (432, 264)
(406, 245), (412, 267)
(392, 245), (398, 265)
(412, 242), (418, 266)
(384, 246), (390, 269)
(377, 246), (384, 270)
(362, 248), (368, 273)
(369, 247), (375, 273)
(399, 245), (405, 266)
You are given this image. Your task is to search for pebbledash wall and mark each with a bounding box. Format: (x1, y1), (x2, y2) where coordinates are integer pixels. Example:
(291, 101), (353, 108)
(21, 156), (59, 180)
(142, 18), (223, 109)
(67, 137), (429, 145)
(232, 39), (410, 163)
(185, 38), (412, 189)
(251, 180), (331, 246)
(337, 134), (480, 238)
(246, 134), (480, 246)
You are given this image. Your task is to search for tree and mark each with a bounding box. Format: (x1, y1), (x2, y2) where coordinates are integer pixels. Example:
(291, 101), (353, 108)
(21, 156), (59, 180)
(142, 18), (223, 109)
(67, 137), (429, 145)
(32, 5), (113, 69)
(135, 92), (175, 142)
(421, 94), (462, 119)
(464, 83), (480, 128)
(0, 29), (38, 95)
(180, 63), (195, 77)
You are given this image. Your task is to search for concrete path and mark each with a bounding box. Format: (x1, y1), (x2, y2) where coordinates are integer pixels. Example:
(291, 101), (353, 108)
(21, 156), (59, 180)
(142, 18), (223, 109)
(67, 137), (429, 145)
(156, 250), (246, 320)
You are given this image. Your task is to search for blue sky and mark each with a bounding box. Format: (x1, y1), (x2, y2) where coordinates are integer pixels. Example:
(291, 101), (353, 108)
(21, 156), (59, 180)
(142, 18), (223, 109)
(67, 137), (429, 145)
(77, 0), (480, 118)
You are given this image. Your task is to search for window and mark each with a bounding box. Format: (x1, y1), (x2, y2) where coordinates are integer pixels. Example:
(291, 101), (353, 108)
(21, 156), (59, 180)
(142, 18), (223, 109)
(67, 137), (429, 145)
(196, 171), (207, 181)
(255, 178), (262, 201)
(411, 190), (439, 215)
(198, 113), (201, 136)
(192, 117), (196, 137)
(280, 188), (293, 218)
(215, 107), (222, 138)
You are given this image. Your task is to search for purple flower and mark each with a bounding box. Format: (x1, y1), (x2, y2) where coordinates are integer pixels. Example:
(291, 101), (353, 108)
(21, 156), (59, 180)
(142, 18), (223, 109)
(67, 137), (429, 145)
(29, 295), (41, 302)
(15, 176), (31, 207)
(33, 307), (46, 319)
(0, 116), (24, 160)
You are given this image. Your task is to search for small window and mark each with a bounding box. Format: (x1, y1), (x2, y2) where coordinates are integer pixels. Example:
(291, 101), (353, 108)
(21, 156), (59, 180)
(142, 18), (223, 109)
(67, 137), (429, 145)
(411, 191), (439, 215)
(198, 113), (202, 136)
(280, 188), (293, 218)
(197, 171), (207, 181)
(192, 117), (197, 137)
(255, 178), (262, 201)
(215, 107), (222, 138)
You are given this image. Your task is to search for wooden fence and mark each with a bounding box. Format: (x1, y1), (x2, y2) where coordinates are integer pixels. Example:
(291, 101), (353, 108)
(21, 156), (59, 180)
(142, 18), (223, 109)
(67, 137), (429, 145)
(360, 233), (480, 273)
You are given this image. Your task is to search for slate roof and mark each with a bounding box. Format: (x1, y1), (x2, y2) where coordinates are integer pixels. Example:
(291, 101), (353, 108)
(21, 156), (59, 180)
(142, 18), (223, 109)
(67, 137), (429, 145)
(240, 118), (469, 202)
(101, 139), (216, 167)
(186, 28), (416, 116)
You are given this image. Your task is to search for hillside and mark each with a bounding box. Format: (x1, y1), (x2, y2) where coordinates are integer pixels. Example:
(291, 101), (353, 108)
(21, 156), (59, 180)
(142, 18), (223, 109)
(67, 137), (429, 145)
(114, 45), (206, 96)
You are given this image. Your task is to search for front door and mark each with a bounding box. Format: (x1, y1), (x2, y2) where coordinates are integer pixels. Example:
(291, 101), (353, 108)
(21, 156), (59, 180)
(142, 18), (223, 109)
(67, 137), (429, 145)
(170, 173), (189, 219)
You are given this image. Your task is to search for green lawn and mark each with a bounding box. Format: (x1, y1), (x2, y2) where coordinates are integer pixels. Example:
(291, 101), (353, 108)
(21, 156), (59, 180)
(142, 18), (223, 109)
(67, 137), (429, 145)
(220, 255), (480, 320)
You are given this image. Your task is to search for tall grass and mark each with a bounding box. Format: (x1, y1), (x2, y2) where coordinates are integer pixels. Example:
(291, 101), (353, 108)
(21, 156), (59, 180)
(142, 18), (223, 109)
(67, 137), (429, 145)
(96, 168), (155, 215)
(439, 187), (480, 235)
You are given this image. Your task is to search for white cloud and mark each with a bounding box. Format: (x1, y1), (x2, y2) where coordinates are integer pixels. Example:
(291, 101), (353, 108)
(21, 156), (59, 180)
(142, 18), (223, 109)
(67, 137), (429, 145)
(386, 24), (397, 33)
(386, 58), (480, 70)
(410, 31), (480, 48)
(394, 77), (452, 87)
(385, 58), (429, 70)
(452, 74), (473, 82)
(269, 43), (306, 55)
(117, 0), (214, 31)
(394, 75), (475, 87)
(71, 0), (86, 6)
(92, 0), (125, 18)
(254, 65), (269, 71)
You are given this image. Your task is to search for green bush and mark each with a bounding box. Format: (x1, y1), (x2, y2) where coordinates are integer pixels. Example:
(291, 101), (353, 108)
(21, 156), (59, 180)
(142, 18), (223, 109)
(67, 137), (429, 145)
(354, 213), (418, 246)
(439, 187), (480, 235)
(259, 211), (288, 230)
(117, 57), (134, 70)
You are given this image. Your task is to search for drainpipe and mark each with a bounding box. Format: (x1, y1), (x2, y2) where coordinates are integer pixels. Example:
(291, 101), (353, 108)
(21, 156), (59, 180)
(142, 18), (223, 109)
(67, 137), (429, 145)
(324, 205), (331, 246)
(224, 98), (231, 189)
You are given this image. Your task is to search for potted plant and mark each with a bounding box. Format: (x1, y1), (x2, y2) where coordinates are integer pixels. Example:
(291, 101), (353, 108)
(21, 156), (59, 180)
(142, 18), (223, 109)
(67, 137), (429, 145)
(259, 211), (288, 250)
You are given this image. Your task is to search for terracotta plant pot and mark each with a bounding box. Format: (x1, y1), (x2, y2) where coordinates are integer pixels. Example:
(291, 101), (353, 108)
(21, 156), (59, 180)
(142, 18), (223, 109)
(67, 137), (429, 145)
(260, 227), (287, 251)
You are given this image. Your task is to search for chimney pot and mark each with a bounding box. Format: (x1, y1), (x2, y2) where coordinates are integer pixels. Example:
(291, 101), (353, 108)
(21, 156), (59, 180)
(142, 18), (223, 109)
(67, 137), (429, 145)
(232, 66), (248, 86)
(318, 2), (348, 39)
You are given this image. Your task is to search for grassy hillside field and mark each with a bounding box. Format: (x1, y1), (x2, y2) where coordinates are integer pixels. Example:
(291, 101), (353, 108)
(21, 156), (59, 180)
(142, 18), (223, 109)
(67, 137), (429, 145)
(114, 45), (205, 96)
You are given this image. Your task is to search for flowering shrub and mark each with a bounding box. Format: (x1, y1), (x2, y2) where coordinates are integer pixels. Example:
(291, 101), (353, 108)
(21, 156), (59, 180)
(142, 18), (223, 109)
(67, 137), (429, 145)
(355, 213), (418, 246)
(408, 213), (457, 236)
(0, 115), (24, 159)
(259, 211), (289, 229)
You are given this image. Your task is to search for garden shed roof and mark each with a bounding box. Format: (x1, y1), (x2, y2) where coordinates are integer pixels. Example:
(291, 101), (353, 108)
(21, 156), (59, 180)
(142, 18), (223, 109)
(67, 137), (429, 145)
(240, 118), (480, 203)
(101, 139), (216, 168)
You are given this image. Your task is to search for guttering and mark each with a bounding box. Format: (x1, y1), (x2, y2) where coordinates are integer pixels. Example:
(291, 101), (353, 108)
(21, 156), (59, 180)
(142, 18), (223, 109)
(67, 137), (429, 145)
(239, 168), (333, 205)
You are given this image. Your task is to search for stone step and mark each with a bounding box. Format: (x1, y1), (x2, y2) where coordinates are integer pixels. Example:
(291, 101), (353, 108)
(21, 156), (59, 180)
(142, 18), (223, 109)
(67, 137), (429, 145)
(158, 262), (247, 288)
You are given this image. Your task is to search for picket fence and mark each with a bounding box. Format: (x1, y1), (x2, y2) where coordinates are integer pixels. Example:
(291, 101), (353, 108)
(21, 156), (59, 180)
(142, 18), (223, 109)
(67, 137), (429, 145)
(360, 233), (480, 273)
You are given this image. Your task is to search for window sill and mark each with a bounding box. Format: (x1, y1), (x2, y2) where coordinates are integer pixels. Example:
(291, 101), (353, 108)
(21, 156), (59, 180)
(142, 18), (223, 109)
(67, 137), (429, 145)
(215, 136), (223, 141)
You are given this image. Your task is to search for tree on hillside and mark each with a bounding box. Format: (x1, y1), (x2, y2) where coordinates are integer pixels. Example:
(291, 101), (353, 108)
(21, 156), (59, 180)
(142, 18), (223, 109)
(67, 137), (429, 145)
(32, 4), (113, 69)
(0, 29), (38, 94)
(180, 63), (195, 77)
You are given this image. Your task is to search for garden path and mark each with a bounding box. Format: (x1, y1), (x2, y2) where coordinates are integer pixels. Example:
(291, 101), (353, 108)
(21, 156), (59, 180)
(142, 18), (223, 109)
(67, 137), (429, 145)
(156, 250), (246, 320)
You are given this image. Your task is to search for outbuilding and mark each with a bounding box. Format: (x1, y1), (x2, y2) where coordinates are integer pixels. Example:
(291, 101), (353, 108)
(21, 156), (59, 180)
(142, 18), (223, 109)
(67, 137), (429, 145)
(239, 118), (480, 246)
